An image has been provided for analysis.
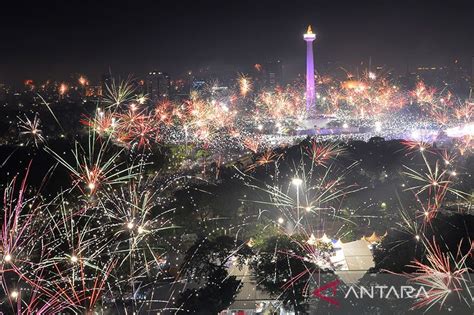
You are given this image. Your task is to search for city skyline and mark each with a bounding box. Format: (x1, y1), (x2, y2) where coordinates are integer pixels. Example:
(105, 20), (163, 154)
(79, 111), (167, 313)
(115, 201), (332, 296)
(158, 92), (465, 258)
(1, 0), (473, 83)
(0, 2), (472, 313)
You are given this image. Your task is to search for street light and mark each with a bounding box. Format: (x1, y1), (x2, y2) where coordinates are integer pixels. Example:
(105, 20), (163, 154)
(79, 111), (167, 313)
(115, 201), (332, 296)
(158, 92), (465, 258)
(291, 178), (303, 186)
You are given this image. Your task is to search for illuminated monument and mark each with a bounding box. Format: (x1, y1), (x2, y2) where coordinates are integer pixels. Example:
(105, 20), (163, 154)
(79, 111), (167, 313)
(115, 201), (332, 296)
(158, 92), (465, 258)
(299, 25), (334, 131)
(304, 25), (316, 113)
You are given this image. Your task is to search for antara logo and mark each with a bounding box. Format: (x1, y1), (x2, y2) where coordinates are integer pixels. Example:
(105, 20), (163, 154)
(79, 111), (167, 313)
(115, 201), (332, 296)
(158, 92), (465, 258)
(312, 279), (341, 306)
(312, 280), (430, 306)
(344, 285), (429, 300)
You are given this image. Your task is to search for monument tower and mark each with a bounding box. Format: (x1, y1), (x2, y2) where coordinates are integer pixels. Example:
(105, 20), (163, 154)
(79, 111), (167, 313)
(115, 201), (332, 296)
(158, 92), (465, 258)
(304, 25), (316, 113)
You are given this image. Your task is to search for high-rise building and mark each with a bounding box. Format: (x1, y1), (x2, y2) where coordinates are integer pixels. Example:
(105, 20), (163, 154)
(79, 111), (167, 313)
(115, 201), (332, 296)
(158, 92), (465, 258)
(250, 61), (283, 91)
(146, 71), (170, 104)
(85, 86), (102, 98)
(191, 77), (207, 92)
(304, 25), (316, 113)
(264, 60), (283, 87)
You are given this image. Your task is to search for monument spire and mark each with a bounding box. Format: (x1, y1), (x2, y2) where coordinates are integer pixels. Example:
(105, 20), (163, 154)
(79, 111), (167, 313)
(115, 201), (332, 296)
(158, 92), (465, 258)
(303, 25), (316, 113)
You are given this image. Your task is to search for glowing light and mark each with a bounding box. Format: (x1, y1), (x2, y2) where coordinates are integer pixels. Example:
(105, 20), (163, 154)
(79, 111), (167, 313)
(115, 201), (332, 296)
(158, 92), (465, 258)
(127, 222), (134, 230)
(10, 290), (19, 299)
(59, 83), (68, 95)
(238, 74), (252, 97)
(374, 121), (382, 132)
(87, 182), (96, 191)
(292, 178), (303, 186)
(303, 25), (316, 39)
(70, 255), (78, 263)
(137, 96), (146, 104)
(277, 217), (284, 224)
(78, 76), (88, 86)
(4, 254), (12, 262)
(445, 123), (474, 137)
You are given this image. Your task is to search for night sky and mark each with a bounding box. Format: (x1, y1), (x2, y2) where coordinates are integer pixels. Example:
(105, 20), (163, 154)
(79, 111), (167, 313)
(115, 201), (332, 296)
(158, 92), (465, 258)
(1, 0), (473, 83)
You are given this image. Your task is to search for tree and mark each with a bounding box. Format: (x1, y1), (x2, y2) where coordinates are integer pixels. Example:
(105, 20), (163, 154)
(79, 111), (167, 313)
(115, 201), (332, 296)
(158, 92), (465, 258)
(176, 236), (253, 313)
(373, 212), (474, 272)
(252, 234), (336, 313)
(176, 267), (241, 314)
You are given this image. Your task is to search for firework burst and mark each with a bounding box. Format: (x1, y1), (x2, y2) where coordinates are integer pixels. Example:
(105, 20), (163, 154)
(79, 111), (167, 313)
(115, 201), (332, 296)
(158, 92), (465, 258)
(44, 129), (140, 196)
(405, 238), (472, 311)
(18, 114), (45, 147)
